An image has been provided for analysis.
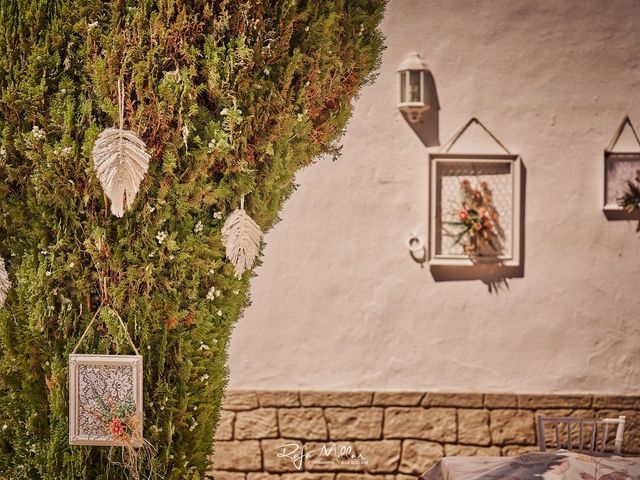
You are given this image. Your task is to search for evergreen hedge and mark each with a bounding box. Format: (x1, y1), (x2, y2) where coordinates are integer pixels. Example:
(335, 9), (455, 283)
(0, 1), (384, 478)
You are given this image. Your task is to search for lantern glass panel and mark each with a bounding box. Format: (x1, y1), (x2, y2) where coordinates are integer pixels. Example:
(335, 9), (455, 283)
(409, 70), (422, 103)
(399, 71), (407, 103)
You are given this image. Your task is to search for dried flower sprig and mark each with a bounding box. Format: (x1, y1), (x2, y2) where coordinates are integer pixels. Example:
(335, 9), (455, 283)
(445, 178), (505, 258)
(90, 394), (137, 441)
(617, 169), (640, 213)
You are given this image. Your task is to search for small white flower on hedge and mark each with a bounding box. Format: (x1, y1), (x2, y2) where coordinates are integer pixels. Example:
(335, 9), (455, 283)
(156, 231), (167, 244)
(199, 373), (209, 382)
(199, 342), (209, 351)
(31, 126), (46, 140)
(206, 286), (216, 300)
(213, 211), (223, 220)
(194, 221), (203, 233)
(216, 309), (222, 317)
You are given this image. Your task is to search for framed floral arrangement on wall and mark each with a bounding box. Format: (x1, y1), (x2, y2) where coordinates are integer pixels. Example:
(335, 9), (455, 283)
(69, 354), (143, 447)
(429, 153), (522, 267)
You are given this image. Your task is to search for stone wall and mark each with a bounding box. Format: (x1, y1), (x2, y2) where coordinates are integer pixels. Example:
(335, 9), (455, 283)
(209, 391), (640, 479)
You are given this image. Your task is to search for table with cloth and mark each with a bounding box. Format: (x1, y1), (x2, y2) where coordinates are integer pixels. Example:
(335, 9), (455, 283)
(420, 450), (640, 480)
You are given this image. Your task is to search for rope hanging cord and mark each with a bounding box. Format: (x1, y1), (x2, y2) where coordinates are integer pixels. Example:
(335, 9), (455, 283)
(71, 304), (140, 356)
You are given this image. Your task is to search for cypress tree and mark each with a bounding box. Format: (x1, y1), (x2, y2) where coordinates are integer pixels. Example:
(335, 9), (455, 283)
(0, 1), (384, 478)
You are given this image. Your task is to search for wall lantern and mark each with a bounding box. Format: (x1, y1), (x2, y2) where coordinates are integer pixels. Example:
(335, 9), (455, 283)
(398, 52), (431, 123)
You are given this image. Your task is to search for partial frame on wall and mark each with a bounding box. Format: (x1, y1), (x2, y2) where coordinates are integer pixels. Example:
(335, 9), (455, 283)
(429, 118), (522, 267)
(603, 116), (640, 213)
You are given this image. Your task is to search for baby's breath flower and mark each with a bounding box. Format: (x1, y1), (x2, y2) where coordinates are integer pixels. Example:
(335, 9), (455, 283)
(156, 231), (167, 244)
(206, 286), (216, 300)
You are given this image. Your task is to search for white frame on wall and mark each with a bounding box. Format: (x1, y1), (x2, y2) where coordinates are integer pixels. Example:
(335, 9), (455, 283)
(429, 152), (522, 267)
(69, 353), (143, 447)
(603, 116), (640, 212)
(604, 152), (640, 212)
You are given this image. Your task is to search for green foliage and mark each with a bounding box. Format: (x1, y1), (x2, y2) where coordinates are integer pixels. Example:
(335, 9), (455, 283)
(0, 1), (384, 478)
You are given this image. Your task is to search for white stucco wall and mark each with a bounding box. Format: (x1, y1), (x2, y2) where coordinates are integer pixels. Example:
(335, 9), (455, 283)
(228, 0), (640, 394)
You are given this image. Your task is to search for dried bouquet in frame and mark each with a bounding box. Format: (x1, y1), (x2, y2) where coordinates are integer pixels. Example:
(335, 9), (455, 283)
(617, 169), (640, 213)
(90, 391), (140, 446)
(445, 178), (505, 258)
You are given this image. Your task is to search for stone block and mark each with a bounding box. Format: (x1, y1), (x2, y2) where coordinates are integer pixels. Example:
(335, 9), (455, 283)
(490, 410), (535, 445)
(278, 408), (328, 440)
(336, 476), (394, 480)
(354, 440), (401, 473)
(422, 393), (483, 408)
(247, 474), (281, 480)
(300, 391), (373, 407)
(484, 394), (517, 408)
(373, 392), (424, 406)
(209, 472), (246, 480)
(224, 390), (259, 411)
(235, 409), (278, 440)
(517, 394), (591, 409)
(325, 408), (383, 440)
(384, 407), (456, 442)
(262, 439), (304, 473)
(457, 409), (490, 445)
(259, 391), (301, 407)
(305, 441), (363, 472)
(399, 440), (443, 475)
(593, 395), (640, 410)
(210, 440), (262, 471)
(215, 410), (235, 441)
(281, 475), (335, 480)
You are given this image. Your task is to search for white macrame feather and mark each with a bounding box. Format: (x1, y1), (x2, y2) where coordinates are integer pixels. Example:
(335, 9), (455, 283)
(0, 256), (10, 308)
(221, 207), (262, 279)
(93, 127), (150, 217)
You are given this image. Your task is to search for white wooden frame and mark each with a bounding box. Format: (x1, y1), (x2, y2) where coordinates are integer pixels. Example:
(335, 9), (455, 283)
(603, 116), (640, 212)
(603, 151), (640, 212)
(429, 153), (522, 267)
(537, 415), (626, 455)
(69, 354), (143, 447)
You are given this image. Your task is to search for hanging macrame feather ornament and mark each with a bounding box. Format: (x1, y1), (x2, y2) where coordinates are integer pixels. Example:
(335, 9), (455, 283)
(93, 80), (150, 217)
(0, 256), (10, 307)
(221, 198), (263, 279)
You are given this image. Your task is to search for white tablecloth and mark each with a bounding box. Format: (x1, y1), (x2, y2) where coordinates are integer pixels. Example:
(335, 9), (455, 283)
(421, 450), (640, 480)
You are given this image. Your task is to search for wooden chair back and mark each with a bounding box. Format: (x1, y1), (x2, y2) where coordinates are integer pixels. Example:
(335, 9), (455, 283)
(537, 415), (626, 455)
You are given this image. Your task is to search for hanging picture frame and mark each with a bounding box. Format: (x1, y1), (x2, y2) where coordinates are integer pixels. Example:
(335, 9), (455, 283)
(69, 354), (143, 447)
(429, 118), (522, 267)
(603, 116), (640, 213)
(69, 307), (143, 447)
